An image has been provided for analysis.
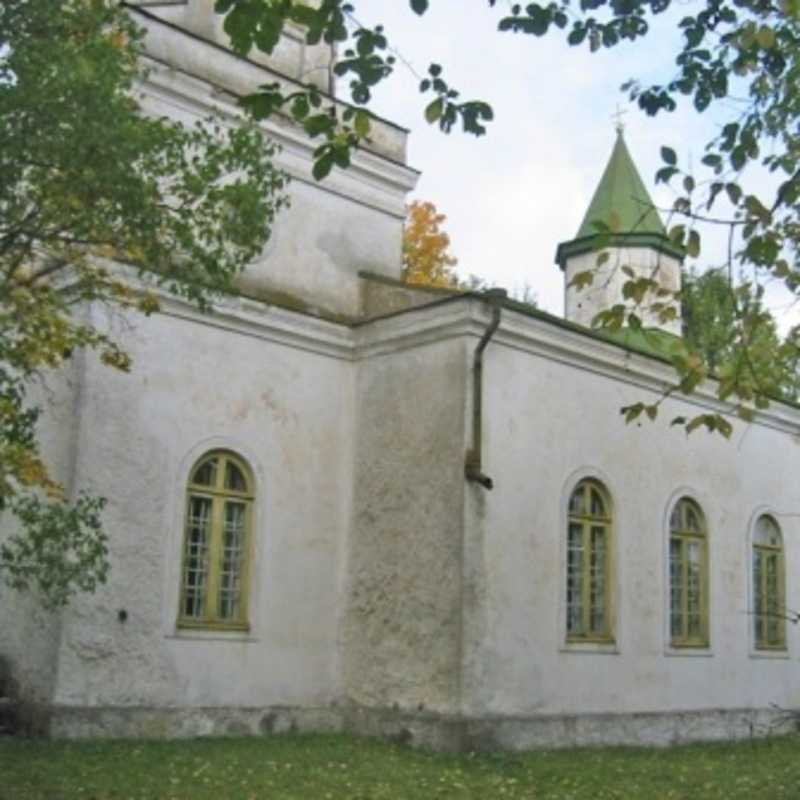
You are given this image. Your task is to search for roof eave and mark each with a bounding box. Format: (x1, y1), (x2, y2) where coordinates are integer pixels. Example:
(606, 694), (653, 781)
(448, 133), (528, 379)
(555, 232), (686, 270)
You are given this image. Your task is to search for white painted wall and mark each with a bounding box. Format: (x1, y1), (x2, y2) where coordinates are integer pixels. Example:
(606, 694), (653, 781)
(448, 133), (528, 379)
(462, 303), (800, 717)
(50, 300), (355, 711)
(134, 6), (418, 318)
(5, 284), (799, 736)
(564, 246), (683, 335)
(344, 331), (469, 714)
(134, 0), (335, 93)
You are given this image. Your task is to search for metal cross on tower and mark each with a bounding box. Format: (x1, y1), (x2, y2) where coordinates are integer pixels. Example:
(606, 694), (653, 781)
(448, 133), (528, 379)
(612, 104), (628, 134)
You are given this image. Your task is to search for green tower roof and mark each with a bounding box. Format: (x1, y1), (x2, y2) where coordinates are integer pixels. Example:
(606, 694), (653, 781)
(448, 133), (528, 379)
(576, 131), (666, 239)
(555, 131), (684, 268)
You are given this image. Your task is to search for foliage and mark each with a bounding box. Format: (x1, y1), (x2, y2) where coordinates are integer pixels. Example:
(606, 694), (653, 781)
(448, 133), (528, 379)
(4, 732), (800, 799)
(682, 268), (740, 373)
(402, 200), (459, 288)
(682, 268), (800, 403)
(0, 0), (288, 605)
(1, 493), (108, 609)
(216, 0), (800, 433)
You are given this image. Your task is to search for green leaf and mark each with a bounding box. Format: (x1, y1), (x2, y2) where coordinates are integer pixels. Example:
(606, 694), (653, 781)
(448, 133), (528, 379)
(714, 414), (733, 438)
(568, 270), (594, 289)
(686, 229), (701, 258)
(621, 403), (644, 423)
(756, 26), (776, 49)
(668, 224), (686, 246)
(567, 26), (587, 45)
(353, 110), (371, 138)
(425, 98), (444, 123)
(725, 182), (742, 205)
(661, 146), (677, 166)
(685, 415), (706, 434)
(656, 166), (678, 184)
(312, 150), (336, 181)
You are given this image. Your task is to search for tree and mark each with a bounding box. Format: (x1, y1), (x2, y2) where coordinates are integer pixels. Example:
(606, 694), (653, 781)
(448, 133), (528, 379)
(0, 0), (288, 606)
(214, 0), (800, 435)
(402, 200), (459, 288)
(682, 269), (741, 374)
(682, 268), (798, 402)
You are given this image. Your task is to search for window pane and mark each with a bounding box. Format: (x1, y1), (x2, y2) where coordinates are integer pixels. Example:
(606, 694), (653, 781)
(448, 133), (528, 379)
(183, 496), (212, 618)
(219, 502), (246, 620)
(192, 458), (218, 487)
(684, 504), (700, 533)
(755, 516), (781, 548)
(669, 538), (683, 639)
(753, 549), (764, 644)
(765, 552), (782, 645)
(225, 461), (248, 493)
(589, 489), (606, 518)
(686, 541), (703, 638)
(567, 522), (584, 635)
(568, 487), (585, 517)
(669, 504), (682, 533)
(589, 525), (606, 633)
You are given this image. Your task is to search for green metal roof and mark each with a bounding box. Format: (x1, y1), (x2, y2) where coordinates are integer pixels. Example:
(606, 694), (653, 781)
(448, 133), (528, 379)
(555, 131), (684, 269)
(576, 131), (666, 239)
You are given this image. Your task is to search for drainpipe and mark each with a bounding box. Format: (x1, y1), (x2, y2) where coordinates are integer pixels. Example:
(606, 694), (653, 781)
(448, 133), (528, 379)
(465, 288), (506, 490)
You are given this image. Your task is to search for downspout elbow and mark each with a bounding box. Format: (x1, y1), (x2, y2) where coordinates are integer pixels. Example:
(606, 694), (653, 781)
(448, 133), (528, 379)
(465, 456), (494, 489)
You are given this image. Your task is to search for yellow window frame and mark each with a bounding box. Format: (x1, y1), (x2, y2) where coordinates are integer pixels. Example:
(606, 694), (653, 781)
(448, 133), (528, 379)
(566, 479), (614, 644)
(669, 498), (709, 648)
(178, 450), (254, 632)
(753, 516), (785, 651)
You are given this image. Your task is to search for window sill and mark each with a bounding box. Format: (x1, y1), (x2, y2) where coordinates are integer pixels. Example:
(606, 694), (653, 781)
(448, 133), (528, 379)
(561, 639), (619, 655)
(167, 627), (257, 643)
(749, 648), (790, 660)
(177, 619), (250, 632)
(664, 645), (713, 657)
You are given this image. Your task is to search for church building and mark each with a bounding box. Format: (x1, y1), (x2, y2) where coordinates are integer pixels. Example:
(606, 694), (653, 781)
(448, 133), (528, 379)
(2, 1), (799, 750)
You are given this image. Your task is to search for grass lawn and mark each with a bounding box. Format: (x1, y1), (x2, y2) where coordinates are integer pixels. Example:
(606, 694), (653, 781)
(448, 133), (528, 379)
(1, 733), (799, 799)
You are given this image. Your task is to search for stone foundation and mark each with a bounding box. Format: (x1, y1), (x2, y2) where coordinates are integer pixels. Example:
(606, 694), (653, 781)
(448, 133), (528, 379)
(45, 704), (798, 751)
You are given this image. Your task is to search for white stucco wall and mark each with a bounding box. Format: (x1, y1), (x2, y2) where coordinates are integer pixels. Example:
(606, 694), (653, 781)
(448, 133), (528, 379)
(236, 178), (407, 317)
(133, 6), (418, 318)
(49, 298), (355, 712)
(564, 247), (683, 335)
(6, 285), (798, 745)
(343, 320), (470, 714)
(5, 0), (417, 733)
(461, 302), (800, 719)
(134, 0), (335, 92)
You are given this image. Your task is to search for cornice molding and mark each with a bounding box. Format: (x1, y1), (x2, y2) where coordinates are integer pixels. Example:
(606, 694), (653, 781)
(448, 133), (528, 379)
(94, 272), (800, 435)
(156, 292), (355, 360)
(138, 62), (418, 219)
(489, 301), (800, 435)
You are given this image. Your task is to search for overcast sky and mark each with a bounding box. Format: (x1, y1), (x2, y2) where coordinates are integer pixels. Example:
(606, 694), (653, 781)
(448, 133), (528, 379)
(343, 3), (796, 328)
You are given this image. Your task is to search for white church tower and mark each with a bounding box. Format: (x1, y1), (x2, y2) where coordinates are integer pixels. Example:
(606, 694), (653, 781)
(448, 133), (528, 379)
(555, 130), (685, 335)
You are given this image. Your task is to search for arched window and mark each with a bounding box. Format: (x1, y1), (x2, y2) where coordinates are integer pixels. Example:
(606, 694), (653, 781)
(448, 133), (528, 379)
(753, 515), (785, 650)
(669, 497), (708, 647)
(566, 479), (613, 641)
(179, 451), (254, 630)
